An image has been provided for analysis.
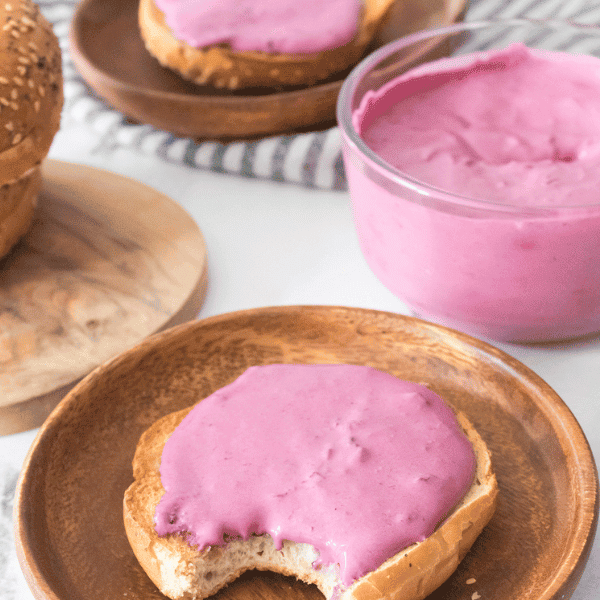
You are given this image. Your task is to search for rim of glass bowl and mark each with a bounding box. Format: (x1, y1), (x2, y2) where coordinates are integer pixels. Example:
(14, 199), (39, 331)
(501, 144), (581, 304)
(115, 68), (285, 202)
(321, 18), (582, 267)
(336, 17), (600, 216)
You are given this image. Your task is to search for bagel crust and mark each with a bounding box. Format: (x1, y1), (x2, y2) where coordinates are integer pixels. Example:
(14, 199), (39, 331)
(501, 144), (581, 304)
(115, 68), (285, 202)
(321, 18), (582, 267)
(0, 165), (40, 258)
(138, 0), (397, 90)
(0, 0), (63, 258)
(124, 386), (498, 600)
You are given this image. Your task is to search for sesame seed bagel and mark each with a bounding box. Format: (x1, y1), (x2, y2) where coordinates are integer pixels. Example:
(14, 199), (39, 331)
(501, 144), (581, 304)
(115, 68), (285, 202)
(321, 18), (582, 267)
(0, 0), (63, 258)
(138, 0), (397, 90)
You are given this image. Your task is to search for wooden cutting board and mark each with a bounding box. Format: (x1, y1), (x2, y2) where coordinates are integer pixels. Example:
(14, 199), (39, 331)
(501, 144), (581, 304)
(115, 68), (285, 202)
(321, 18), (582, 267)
(0, 160), (207, 434)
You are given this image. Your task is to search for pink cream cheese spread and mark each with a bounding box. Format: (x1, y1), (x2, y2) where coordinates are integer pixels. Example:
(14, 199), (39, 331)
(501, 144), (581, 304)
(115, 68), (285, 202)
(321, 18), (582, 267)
(153, 0), (362, 54)
(344, 43), (600, 341)
(155, 364), (475, 588)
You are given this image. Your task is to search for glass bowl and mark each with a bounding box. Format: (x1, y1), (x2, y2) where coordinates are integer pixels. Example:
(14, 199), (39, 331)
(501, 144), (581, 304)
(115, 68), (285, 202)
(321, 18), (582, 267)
(337, 19), (600, 343)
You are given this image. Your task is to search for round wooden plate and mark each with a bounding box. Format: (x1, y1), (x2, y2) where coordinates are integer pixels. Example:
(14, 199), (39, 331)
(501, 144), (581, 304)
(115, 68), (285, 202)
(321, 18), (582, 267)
(0, 159), (207, 435)
(68, 0), (468, 140)
(14, 306), (598, 600)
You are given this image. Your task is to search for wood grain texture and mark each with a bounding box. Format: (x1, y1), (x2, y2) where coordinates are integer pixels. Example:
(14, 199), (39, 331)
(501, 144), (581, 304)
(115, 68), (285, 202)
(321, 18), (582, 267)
(13, 306), (598, 600)
(0, 160), (207, 434)
(68, 0), (467, 140)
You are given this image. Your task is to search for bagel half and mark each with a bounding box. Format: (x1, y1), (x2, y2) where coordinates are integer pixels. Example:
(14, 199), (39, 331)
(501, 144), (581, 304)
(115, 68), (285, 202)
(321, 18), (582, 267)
(123, 381), (498, 600)
(138, 0), (397, 90)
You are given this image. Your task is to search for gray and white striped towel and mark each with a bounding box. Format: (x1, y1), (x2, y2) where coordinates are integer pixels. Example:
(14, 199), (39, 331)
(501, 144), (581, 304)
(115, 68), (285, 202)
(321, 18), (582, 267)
(45, 0), (600, 189)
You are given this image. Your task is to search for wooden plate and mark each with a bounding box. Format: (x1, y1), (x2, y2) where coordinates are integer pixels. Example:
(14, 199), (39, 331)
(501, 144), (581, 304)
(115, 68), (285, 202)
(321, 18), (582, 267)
(14, 306), (598, 600)
(68, 0), (468, 140)
(0, 159), (207, 435)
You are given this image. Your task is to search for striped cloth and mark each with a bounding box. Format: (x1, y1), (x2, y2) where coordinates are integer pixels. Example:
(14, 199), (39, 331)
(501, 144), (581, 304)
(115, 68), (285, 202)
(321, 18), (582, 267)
(44, 0), (600, 189)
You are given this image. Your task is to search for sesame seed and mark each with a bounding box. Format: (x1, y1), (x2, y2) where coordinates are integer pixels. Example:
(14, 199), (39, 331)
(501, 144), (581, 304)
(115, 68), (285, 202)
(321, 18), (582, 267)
(10, 102), (18, 110)
(466, 578), (477, 585)
(10, 29), (20, 38)
(5, 3), (12, 10)
(4, 121), (13, 131)
(10, 89), (17, 99)
(27, 41), (37, 50)
(12, 77), (23, 86)
(19, 26), (28, 33)
(0, 77), (8, 85)
(34, 99), (39, 112)
(17, 56), (29, 64)
(471, 593), (481, 600)
(12, 132), (22, 145)
(38, 85), (45, 97)
(0, 98), (9, 106)
(27, 79), (33, 88)
(2, 23), (12, 31)
(17, 66), (26, 76)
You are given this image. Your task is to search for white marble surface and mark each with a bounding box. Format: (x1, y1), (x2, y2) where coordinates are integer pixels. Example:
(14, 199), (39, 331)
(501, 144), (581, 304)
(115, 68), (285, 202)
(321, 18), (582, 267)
(0, 115), (598, 599)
